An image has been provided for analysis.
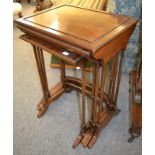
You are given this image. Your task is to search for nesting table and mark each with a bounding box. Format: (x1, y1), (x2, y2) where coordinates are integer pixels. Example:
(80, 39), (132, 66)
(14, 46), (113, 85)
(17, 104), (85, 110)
(16, 5), (138, 149)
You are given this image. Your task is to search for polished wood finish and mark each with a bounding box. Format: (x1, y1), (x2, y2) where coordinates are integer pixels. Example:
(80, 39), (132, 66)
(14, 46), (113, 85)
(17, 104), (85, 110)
(16, 5), (138, 149)
(16, 5), (137, 57)
(50, 0), (110, 70)
(37, 82), (65, 117)
(128, 61), (142, 143)
(20, 34), (87, 65)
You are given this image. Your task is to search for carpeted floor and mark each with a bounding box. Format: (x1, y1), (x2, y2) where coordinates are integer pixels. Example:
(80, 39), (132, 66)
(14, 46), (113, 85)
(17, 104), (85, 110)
(13, 2), (142, 155)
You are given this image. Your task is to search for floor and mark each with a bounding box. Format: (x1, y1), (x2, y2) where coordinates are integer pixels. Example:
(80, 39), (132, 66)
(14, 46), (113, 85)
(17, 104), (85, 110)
(13, 1), (142, 155)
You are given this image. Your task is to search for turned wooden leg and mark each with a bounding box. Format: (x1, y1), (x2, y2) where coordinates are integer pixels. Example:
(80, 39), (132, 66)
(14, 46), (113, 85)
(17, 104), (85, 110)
(110, 54), (119, 103)
(114, 51), (125, 105)
(33, 45), (51, 117)
(107, 54), (119, 110)
(99, 61), (107, 121)
(72, 63), (87, 148)
(92, 62), (100, 122)
(128, 103), (142, 143)
(79, 62), (100, 148)
(60, 59), (66, 82)
(86, 62), (109, 149)
(81, 64), (86, 130)
(60, 59), (72, 93)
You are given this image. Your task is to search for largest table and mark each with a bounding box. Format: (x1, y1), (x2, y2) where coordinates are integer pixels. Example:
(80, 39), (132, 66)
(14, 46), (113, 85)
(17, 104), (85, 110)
(16, 5), (138, 149)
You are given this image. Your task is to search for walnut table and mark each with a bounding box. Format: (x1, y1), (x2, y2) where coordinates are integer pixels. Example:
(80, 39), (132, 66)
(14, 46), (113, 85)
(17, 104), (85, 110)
(16, 5), (138, 149)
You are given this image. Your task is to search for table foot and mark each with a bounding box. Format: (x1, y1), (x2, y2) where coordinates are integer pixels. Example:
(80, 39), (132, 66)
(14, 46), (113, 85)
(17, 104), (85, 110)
(128, 127), (141, 143)
(37, 104), (48, 118)
(87, 127), (100, 149)
(72, 133), (85, 149)
(128, 136), (135, 143)
(81, 127), (95, 148)
(72, 108), (119, 149)
(37, 82), (65, 117)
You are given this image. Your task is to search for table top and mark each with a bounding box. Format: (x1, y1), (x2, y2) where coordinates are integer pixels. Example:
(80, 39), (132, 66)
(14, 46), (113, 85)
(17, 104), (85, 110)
(16, 5), (138, 58)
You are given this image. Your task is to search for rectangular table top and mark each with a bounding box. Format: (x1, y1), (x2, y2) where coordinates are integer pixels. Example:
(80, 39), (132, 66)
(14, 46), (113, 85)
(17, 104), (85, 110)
(16, 5), (138, 59)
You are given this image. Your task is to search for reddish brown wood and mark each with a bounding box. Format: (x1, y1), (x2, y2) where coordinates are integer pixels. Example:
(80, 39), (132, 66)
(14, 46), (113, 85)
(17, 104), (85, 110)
(110, 54), (119, 104)
(87, 127), (99, 149)
(106, 52), (124, 111)
(92, 62), (100, 122)
(128, 64), (142, 143)
(72, 133), (85, 149)
(60, 60), (66, 81)
(21, 34), (87, 65)
(107, 54), (118, 109)
(64, 76), (108, 101)
(99, 62), (107, 119)
(37, 82), (65, 117)
(33, 45), (51, 117)
(114, 52), (125, 106)
(16, 6), (138, 148)
(136, 60), (142, 93)
(81, 127), (95, 148)
(82, 108), (120, 148)
(81, 63), (86, 130)
(16, 5), (138, 57)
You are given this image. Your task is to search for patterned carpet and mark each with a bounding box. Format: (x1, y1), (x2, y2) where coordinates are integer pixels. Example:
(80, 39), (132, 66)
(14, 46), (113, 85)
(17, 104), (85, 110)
(13, 2), (141, 155)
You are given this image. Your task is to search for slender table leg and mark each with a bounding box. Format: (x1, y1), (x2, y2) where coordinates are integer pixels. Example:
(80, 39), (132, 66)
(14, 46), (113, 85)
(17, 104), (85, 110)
(60, 60), (72, 93)
(92, 62), (100, 122)
(60, 59), (66, 90)
(72, 63), (87, 148)
(99, 61), (107, 121)
(107, 54), (119, 111)
(81, 64), (87, 131)
(33, 46), (51, 117)
(86, 61), (107, 148)
(72, 53), (125, 148)
(80, 62), (100, 147)
(114, 52), (125, 106)
(86, 53), (124, 148)
(110, 54), (119, 103)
